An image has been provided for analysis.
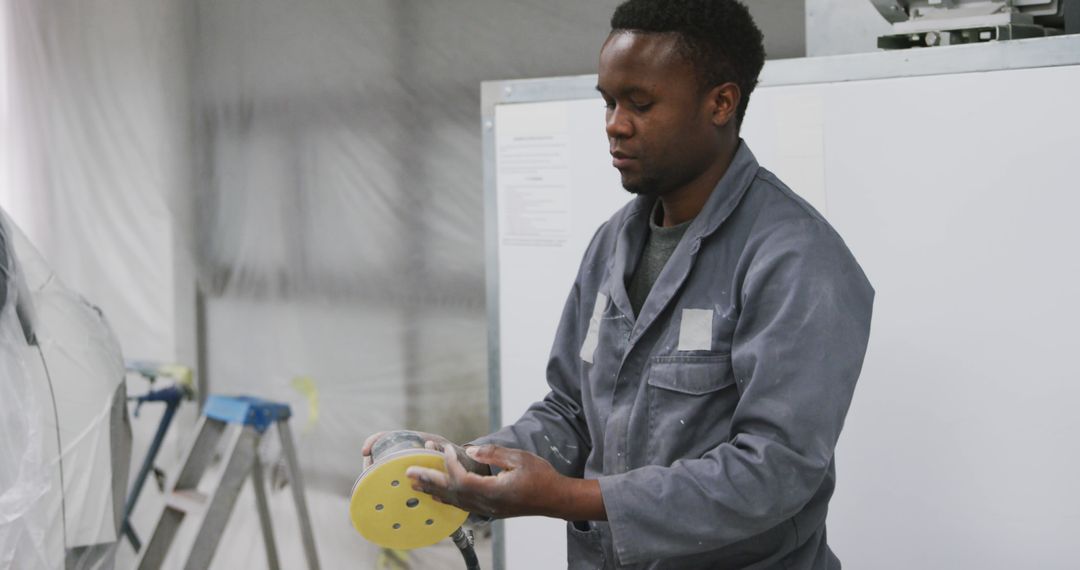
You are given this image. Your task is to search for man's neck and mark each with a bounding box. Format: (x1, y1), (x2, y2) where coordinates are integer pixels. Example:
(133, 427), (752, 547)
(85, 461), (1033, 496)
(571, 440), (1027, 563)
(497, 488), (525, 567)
(657, 142), (738, 227)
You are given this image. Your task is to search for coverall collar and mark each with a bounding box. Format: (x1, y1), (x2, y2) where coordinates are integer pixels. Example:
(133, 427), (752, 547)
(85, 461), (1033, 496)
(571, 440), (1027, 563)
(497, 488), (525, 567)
(606, 140), (760, 342)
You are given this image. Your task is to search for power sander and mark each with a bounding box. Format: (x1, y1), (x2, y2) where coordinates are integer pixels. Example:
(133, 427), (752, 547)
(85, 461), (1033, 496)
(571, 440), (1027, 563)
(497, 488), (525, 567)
(349, 431), (481, 569)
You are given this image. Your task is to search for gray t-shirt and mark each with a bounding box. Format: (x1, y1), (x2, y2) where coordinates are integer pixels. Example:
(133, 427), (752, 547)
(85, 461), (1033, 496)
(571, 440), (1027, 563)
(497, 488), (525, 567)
(627, 201), (691, 316)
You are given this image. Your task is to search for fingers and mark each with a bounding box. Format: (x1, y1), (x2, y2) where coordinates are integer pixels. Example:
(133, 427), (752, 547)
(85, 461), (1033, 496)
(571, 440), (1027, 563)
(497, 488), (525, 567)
(443, 443), (470, 479)
(450, 447), (501, 490)
(406, 465), (457, 506)
(466, 444), (520, 471)
(406, 446), (496, 502)
(362, 431), (388, 470)
(406, 465), (450, 490)
(362, 431), (387, 456)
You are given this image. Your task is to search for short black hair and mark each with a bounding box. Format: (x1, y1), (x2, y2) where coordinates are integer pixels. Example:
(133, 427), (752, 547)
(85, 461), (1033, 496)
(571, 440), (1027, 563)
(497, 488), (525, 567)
(610, 0), (765, 127)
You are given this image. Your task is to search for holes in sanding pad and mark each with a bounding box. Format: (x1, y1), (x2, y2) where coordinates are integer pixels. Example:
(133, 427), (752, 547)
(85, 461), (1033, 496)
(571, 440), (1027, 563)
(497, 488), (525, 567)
(375, 504), (384, 511)
(393, 523), (402, 530)
(406, 498), (420, 508)
(390, 480), (400, 487)
(425, 519), (434, 526)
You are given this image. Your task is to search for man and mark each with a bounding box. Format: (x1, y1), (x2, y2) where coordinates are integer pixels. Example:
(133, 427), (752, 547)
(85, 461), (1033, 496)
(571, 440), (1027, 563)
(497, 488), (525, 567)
(364, 1), (874, 567)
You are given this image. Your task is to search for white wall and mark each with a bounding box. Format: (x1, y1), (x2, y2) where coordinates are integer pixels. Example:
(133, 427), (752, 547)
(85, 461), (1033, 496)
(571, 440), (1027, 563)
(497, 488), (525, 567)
(806, 0), (892, 56)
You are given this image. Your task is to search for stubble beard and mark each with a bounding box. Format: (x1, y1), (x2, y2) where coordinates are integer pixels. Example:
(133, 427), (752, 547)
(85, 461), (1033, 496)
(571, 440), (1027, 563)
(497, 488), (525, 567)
(621, 171), (665, 197)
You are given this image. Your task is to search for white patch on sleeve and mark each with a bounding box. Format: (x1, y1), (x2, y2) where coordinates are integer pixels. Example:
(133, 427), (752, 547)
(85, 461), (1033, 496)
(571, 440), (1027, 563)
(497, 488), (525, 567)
(579, 292), (608, 363)
(678, 308), (713, 351)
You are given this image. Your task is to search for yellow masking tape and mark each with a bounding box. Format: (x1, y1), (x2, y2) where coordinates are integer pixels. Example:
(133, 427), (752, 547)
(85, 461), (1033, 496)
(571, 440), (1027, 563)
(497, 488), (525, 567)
(158, 364), (196, 398)
(291, 376), (319, 432)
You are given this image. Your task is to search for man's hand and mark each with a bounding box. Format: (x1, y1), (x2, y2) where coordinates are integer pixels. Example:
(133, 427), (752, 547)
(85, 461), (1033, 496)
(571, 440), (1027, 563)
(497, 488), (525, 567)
(362, 431), (490, 476)
(405, 444), (606, 521)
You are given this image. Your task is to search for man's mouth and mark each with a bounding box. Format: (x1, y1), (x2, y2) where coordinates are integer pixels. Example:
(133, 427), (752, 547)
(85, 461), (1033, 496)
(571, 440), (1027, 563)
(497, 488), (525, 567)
(611, 151), (636, 169)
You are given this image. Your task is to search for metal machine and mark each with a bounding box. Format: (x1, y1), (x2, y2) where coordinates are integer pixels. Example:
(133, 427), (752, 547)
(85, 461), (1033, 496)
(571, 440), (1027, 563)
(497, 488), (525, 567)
(870, 0), (1078, 48)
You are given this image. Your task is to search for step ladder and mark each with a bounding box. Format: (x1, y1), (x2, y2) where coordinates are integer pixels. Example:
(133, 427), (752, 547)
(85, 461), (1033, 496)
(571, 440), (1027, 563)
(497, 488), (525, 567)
(135, 396), (321, 570)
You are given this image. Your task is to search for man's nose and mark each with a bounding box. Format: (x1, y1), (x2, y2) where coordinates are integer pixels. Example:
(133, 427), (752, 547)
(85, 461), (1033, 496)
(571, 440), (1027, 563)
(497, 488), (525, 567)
(606, 106), (633, 140)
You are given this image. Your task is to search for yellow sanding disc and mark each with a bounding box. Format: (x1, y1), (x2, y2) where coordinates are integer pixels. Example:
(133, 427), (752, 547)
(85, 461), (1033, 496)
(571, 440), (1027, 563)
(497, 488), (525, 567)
(349, 449), (468, 550)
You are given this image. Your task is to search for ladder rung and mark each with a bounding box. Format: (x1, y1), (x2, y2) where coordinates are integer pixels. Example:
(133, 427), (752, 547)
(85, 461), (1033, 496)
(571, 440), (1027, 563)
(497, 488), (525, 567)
(165, 489), (209, 514)
(136, 397), (318, 570)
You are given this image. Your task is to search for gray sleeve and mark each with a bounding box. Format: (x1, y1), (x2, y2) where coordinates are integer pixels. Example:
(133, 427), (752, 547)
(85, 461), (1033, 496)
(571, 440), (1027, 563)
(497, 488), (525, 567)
(471, 279), (592, 477)
(470, 229), (607, 477)
(599, 219), (874, 564)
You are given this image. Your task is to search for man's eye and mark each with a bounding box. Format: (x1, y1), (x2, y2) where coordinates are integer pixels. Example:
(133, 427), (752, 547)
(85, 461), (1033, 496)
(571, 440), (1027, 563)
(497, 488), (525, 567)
(603, 100), (616, 110)
(632, 102), (653, 112)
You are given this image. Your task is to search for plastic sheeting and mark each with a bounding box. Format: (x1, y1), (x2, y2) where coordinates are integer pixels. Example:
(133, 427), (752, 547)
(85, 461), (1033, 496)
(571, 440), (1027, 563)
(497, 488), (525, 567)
(0, 208), (131, 569)
(2, 0), (624, 568)
(187, 0), (624, 501)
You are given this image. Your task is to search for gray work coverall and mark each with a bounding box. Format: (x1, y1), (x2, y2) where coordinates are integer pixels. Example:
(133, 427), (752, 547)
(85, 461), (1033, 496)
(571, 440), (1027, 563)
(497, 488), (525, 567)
(478, 142), (874, 569)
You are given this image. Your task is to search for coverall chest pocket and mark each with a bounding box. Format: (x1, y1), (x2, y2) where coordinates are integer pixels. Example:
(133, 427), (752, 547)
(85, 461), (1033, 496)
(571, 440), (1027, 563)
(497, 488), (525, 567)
(646, 355), (737, 464)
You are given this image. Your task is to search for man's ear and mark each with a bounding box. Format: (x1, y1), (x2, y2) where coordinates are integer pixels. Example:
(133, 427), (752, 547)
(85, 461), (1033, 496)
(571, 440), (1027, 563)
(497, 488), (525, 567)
(708, 83), (741, 128)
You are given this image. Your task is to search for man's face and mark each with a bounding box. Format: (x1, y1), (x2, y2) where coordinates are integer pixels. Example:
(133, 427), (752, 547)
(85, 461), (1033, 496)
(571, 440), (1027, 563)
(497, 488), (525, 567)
(597, 32), (720, 196)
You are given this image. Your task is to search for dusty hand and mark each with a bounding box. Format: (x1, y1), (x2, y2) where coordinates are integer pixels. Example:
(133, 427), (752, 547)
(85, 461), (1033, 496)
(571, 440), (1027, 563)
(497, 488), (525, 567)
(405, 444), (569, 519)
(361, 431), (489, 476)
